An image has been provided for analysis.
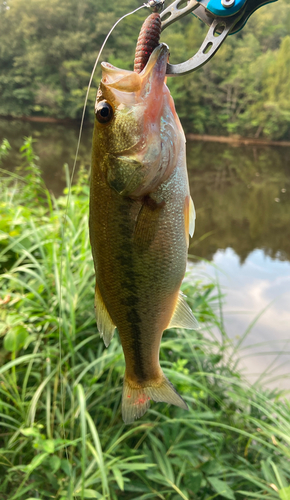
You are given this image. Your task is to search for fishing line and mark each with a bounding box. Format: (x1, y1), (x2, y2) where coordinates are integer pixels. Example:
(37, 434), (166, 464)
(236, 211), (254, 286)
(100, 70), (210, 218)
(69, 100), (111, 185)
(69, 2), (148, 193)
(58, 0), (148, 468)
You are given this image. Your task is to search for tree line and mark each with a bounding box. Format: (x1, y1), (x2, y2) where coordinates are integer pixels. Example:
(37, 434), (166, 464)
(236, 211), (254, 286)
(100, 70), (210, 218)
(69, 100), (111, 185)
(0, 0), (289, 139)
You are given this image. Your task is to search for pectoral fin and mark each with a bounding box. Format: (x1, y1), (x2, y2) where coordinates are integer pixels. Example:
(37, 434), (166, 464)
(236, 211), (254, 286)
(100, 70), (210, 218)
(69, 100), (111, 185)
(94, 282), (116, 347)
(184, 196), (196, 247)
(134, 196), (164, 250)
(168, 292), (199, 330)
(189, 196), (196, 238)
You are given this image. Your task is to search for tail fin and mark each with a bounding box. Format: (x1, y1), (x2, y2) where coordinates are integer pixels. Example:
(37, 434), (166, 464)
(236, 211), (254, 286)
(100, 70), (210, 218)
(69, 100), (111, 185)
(122, 372), (188, 424)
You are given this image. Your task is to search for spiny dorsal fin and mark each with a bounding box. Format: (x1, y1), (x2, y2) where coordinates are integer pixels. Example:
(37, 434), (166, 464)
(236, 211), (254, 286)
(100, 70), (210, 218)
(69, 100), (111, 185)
(94, 282), (116, 347)
(168, 292), (199, 330)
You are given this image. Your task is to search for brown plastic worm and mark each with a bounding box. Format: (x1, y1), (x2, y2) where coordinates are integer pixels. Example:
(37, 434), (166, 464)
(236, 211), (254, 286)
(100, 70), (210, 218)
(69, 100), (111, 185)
(134, 13), (162, 74)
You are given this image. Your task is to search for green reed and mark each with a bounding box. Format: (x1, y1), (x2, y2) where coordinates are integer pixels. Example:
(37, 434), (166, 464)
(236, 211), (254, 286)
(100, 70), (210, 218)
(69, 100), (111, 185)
(0, 138), (289, 500)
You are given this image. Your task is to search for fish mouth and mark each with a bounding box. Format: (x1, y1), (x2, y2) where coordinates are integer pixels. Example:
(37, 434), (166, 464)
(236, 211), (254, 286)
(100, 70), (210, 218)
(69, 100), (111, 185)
(100, 43), (169, 96)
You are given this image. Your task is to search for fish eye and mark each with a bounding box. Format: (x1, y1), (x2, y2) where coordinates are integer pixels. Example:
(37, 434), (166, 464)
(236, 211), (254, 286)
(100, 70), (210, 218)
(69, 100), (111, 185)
(95, 100), (114, 124)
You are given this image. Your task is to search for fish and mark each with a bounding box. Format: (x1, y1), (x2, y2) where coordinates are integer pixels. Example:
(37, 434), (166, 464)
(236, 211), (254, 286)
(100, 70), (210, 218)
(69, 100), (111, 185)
(89, 43), (197, 424)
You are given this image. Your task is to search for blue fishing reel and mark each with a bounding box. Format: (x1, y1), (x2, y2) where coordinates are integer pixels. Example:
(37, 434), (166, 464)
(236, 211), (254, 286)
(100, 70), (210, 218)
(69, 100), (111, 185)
(148, 0), (278, 75)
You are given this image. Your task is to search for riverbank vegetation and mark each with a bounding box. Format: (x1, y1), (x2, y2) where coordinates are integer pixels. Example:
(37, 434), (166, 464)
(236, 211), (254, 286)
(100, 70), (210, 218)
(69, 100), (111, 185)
(0, 0), (290, 140)
(0, 139), (290, 498)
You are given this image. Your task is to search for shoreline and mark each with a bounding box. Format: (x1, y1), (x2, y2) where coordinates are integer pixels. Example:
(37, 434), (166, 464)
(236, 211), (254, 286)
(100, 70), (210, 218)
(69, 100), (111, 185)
(186, 133), (290, 147)
(1, 115), (76, 124)
(1, 115), (290, 146)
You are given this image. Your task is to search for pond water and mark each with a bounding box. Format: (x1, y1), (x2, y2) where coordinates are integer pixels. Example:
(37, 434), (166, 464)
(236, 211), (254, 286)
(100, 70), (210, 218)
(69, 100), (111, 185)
(1, 118), (290, 390)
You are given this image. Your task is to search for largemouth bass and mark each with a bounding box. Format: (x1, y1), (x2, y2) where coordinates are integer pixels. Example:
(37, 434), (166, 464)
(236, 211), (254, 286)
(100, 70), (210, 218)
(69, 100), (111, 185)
(89, 43), (197, 424)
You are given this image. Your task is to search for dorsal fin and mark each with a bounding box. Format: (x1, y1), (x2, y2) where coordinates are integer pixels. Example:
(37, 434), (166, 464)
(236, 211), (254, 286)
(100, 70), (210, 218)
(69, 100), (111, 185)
(168, 292), (199, 330)
(94, 282), (116, 347)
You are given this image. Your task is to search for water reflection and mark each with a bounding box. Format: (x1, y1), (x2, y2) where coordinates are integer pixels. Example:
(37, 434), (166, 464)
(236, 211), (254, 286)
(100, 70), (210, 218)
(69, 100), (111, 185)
(187, 141), (290, 263)
(0, 118), (93, 194)
(192, 248), (290, 389)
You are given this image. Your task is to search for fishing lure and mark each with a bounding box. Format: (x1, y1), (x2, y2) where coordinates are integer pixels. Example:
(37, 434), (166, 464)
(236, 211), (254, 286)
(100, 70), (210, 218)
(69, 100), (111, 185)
(134, 12), (161, 73)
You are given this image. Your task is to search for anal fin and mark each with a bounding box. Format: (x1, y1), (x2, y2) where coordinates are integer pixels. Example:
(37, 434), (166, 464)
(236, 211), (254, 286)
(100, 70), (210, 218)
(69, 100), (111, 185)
(168, 292), (199, 330)
(94, 282), (116, 347)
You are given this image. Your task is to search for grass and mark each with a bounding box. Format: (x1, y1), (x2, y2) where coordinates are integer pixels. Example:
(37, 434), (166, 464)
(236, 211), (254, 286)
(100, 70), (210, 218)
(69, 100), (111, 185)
(0, 138), (289, 499)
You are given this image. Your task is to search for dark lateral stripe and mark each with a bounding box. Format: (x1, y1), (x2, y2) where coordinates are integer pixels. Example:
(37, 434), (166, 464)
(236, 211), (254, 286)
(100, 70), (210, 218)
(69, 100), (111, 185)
(128, 321), (146, 381)
(117, 202), (146, 381)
